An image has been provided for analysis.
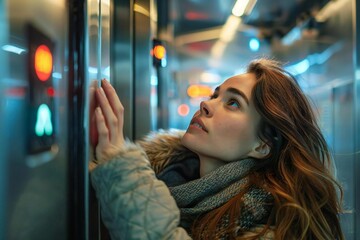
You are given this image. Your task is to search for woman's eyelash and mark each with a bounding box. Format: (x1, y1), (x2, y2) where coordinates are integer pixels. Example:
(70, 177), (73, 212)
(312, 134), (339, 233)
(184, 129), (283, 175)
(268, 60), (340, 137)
(227, 98), (241, 108)
(209, 94), (241, 108)
(209, 93), (218, 99)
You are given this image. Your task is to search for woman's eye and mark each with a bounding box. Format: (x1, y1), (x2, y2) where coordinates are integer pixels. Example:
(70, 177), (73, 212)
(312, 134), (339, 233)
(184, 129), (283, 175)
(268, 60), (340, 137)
(209, 93), (218, 99)
(227, 99), (240, 108)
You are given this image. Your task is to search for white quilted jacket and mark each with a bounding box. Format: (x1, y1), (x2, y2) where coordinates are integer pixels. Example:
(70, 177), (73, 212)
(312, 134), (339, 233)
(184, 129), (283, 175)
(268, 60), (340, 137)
(91, 141), (192, 240)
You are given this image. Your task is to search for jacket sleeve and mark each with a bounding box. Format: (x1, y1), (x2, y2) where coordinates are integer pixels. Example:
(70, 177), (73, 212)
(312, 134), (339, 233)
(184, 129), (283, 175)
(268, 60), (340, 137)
(90, 142), (192, 240)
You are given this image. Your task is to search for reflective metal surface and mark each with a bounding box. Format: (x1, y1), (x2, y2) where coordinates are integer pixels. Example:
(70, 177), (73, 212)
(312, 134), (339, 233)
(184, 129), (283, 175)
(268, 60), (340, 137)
(111, 0), (134, 140)
(1, 0), (69, 239)
(0, 1), (9, 239)
(302, 1), (356, 238)
(87, 0), (112, 238)
(354, 0), (360, 238)
(133, 0), (153, 139)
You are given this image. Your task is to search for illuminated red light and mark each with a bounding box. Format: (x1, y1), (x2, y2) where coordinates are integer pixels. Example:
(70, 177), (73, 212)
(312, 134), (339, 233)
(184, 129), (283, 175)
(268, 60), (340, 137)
(47, 87), (56, 97)
(35, 44), (53, 81)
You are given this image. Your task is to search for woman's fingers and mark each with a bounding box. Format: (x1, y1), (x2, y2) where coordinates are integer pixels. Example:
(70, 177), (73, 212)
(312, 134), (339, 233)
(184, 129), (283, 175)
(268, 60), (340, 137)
(95, 80), (124, 145)
(92, 80), (126, 162)
(96, 87), (119, 140)
(101, 79), (124, 120)
(101, 80), (124, 139)
(95, 106), (115, 162)
(94, 91), (125, 162)
(95, 107), (110, 146)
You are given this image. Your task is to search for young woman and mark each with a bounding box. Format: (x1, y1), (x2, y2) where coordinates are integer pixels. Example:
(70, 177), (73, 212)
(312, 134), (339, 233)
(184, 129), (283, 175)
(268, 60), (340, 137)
(89, 58), (344, 239)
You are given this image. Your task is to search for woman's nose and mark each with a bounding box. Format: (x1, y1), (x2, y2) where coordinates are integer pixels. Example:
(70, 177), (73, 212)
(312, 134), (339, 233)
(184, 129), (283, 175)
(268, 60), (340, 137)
(200, 101), (212, 117)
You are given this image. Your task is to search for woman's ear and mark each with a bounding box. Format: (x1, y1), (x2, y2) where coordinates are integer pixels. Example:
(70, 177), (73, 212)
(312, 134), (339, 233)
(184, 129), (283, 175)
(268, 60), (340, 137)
(248, 141), (271, 159)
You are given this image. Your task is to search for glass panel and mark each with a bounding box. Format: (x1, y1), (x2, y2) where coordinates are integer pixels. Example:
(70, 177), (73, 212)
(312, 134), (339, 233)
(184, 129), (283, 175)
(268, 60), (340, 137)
(101, 0), (111, 81)
(87, 0), (100, 84)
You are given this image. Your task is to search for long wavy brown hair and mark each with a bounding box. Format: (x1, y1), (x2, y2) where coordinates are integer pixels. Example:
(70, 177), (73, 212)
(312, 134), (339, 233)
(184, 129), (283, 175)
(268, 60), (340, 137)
(191, 58), (344, 239)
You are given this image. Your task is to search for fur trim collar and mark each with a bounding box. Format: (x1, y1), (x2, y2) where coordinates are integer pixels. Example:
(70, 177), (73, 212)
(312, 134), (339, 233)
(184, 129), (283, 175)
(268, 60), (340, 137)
(136, 129), (198, 174)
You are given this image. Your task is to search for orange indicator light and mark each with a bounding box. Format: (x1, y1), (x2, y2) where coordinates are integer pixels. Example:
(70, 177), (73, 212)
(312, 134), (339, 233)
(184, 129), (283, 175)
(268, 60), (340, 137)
(153, 45), (166, 60)
(35, 44), (53, 81)
(187, 85), (213, 98)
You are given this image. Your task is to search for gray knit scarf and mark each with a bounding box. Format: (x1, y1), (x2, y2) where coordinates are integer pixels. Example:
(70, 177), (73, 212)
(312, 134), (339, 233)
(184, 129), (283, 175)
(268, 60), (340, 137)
(157, 158), (273, 236)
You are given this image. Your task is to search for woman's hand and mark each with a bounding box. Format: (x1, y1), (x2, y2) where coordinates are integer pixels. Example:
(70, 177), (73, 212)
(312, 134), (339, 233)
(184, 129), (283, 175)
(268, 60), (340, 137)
(92, 79), (125, 163)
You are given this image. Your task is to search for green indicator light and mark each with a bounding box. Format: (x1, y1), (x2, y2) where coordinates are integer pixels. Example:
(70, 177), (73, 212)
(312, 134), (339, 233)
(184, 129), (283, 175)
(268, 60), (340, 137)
(35, 104), (53, 136)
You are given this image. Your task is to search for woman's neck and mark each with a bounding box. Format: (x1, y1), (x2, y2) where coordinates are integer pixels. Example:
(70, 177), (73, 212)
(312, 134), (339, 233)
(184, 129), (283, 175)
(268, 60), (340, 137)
(198, 156), (227, 177)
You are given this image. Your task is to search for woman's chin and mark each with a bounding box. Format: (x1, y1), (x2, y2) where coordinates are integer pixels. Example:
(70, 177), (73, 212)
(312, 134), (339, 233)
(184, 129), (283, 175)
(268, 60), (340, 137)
(182, 132), (202, 154)
(181, 132), (194, 149)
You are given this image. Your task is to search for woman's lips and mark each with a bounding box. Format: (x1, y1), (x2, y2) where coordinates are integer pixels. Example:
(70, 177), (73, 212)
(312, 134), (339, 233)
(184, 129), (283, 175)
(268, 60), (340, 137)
(189, 117), (208, 132)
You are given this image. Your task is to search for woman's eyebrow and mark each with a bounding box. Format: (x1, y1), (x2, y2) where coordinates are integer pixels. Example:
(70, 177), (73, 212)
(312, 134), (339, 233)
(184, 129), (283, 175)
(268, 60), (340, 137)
(216, 86), (249, 105)
(226, 87), (249, 105)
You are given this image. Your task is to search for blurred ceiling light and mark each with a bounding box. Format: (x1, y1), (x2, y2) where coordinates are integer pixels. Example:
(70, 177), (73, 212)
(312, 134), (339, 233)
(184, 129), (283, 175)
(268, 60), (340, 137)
(210, 15), (241, 59)
(245, 0), (258, 15)
(232, 0), (257, 17)
(286, 42), (342, 76)
(175, 27), (221, 46)
(134, 3), (150, 17)
(282, 27), (301, 45)
(102, 0), (110, 6)
(249, 38), (260, 51)
(211, 40), (227, 59)
(219, 15), (241, 43)
(150, 0), (158, 23)
(286, 59), (310, 76)
(315, 0), (347, 22)
(200, 71), (221, 83)
(2, 44), (26, 55)
(48, 0), (66, 8)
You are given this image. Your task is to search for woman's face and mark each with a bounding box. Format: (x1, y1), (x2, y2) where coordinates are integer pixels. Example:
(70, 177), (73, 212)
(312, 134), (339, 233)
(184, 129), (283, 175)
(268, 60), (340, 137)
(182, 73), (264, 162)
